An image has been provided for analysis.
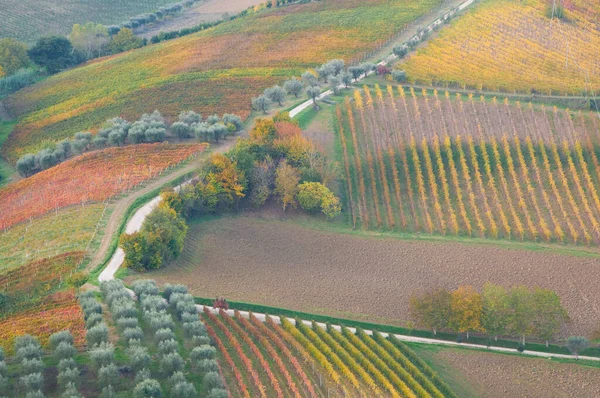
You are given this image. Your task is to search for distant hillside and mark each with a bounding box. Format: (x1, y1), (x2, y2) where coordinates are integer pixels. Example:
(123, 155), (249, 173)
(2, 0), (442, 162)
(0, 0), (176, 44)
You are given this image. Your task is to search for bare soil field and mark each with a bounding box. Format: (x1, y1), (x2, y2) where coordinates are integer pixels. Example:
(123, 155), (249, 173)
(414, 345), (600, 398)
(135, 0), (266, 39)
(128, 212), (600, 337)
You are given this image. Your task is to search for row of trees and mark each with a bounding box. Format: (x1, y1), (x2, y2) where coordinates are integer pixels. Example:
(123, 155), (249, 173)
(121, 113), (341, 271)
(251, 59), (379, 114)
(409, 284), (569, 346)
(16, 110), (243, 177)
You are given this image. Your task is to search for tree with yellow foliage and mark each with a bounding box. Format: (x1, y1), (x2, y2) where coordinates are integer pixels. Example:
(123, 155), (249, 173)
(275, 160), (300, 211)
(450, 285), (483, 338)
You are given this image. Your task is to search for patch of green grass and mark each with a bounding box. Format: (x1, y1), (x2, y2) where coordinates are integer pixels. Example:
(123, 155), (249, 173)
(0, 121), (16, 186)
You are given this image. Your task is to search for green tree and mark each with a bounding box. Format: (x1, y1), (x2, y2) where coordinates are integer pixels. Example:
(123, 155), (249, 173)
(481, 283), (511, 340)
(109, 28), (144, 54)
(566, 336), (589, 359)
(251, 95), (270, 114)
(69, 22), (109, 59)
(531, 287), (569, 347)
(409, 288), (452, 335)
(28, 36), (74, 74)
(0, 38), (30, 75)
(283, 78), (303, 98)
(509, 285), (534, 345)
(306, 86), (320, 106)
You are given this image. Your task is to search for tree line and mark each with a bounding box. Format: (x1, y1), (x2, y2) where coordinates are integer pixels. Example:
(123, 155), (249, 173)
(121, 113), (341, 271)
(16, 110), (243, 177)
(409, 283), (570, 346)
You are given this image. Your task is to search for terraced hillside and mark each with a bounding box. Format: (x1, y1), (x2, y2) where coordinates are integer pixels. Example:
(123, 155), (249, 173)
(400, 0), (600, 95)
(3, 0), (442, 161)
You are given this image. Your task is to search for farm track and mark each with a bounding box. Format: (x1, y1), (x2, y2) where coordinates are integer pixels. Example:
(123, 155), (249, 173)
(85, 138), (236, 273)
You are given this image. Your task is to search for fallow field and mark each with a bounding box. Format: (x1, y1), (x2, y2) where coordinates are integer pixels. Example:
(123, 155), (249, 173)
(337, 86), (600, 246)
(3, 0), (443, 161)
(131, 214), (600, 336)
(400, 0), (600, 95)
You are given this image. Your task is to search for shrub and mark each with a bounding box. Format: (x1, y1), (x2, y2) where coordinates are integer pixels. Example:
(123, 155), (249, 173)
(190, 345), (215, 362)
(127, 345), (150, 371)
(134, 379), (162, 398)
(392, 70), (407, 83)
(0, 68), (38, 97)
(85, 313), (104, 329)
(58, 358), (77, 372)
(86, 323), (109, 347)
(100, 385), (117, 398)
(14, 335), (40, 352)
(16, 344), (42, 361)
(198, 359), (218, 372)
(160, 352), (184, 375)
(192, 335), (211, 346)
(90, 343), (115, 368)
(57, 367), (80, 387)
(123, 327), (144, 342)
(297, 182), (341, 219)
(20, 372), (43, 391)
(116, 317), (138, 330)
(203, 371), (223, 390)
(171, 122), (192, 139)
(25, 390), (44, 398)
(61, 382), (82, 398)
(158, 339), (179, 356)
(54, 342), (76, 360)
(182, 321), (205, 337)
(135, 368), (152, 384)
(21, 358), (44, 374)
(49, 332), (73, 351)
(149, 315), (174, 332)
(141, 295), (168, 312)
(180, 312), (198, 323)
(98, 363), (119, 386)
(207, 389), (229, 398)
(66, 272), (88, 289)
(154, 328), (175, 343)
(171, 381), (197, 398)
(163, 284), (187, 300)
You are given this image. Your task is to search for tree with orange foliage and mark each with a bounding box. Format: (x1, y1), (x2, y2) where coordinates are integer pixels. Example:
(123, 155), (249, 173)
(450, 285), (483, 338)
(206, 153), (246, 207)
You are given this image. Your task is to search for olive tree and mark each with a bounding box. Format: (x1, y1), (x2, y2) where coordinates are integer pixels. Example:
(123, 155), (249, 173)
(566, 336), (589, 359)
(306, 86), (321, 106)
(264, 85), (286, 106)
(252, 95), (270, 114)
(283, 78), (303, 97)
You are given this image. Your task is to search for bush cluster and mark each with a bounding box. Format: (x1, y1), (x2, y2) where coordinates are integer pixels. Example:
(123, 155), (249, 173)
(13, 335), (44, 397)
(50, 330), (82, 397)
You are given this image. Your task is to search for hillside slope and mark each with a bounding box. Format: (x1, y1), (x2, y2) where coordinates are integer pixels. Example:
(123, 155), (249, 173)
(2, 0), (442, 162)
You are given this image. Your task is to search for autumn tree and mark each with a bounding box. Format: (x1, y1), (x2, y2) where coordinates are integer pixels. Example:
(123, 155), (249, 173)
(531, 287), (569, 347)
(481, 283), (511, 340)
(450, 285), (483, 338)
(274, 160), (300, 211)
(108, 28), (144, 54)
(69, 22), (109, 59)
(0, 38), (30, 75)
(205, 153), (246, 208)
(250, 118), (277, 143)
(409, 288), (452, 335)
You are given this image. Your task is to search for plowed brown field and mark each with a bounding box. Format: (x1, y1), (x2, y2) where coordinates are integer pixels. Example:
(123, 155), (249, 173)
(130, 213), (600, 337)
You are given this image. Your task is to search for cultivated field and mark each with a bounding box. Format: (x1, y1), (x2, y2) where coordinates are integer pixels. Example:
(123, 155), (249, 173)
(413, 345), (600, 398)
(135, 0), (266, 39)
(400, 0), (600, 95)
(131, 214), (600, 336)
(3, 0), (442, 160)
(337, 86), (600, 245)
(0, 0), (177, 44)
(0, 143), (204, 229)
(202, 308), (455, 397)
(0, 203), (105, 272)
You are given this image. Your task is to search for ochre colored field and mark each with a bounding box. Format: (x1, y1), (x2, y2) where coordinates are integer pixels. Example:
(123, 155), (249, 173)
(3, 0), (442, 161)
(338, 86), (600, 246)
(400, 0), (600, 95)
(202, 309), (455, 398)
(0, 204), (105, 272)
(0, 143), (205, 230)
(0, 291), (85, 354)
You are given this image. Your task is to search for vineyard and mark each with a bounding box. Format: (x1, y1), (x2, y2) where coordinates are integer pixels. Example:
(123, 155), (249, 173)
(1, 0), (177, 44)
(0, 143), (205, 230)
(202, 308), (455, 397)
(337, 85), (600, 245)
(0, 291), (85, 354)
(3, 0), (442, 160)
(0, 204), (105, 272)
(400, 0), (600, 95)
